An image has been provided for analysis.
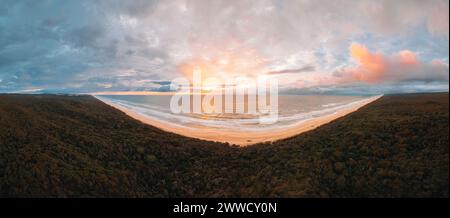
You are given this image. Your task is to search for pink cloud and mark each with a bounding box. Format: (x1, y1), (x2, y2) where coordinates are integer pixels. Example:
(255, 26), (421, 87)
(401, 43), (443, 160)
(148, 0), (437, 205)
(349, 43), (387, 83)
(397, 50), (419, 66)
(339, 43), (449, 84)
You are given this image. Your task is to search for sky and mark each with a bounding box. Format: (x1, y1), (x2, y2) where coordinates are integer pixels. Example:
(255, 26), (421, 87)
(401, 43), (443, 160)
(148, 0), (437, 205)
(0, 0), (448, 95)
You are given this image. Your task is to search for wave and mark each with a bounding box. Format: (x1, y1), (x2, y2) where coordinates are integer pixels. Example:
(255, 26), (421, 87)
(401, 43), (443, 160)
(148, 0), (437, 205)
(322, 102), (339, 107)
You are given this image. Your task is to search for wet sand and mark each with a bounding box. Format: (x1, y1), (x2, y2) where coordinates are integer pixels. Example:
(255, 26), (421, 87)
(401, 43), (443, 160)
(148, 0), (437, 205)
(95, 95), (382, 146)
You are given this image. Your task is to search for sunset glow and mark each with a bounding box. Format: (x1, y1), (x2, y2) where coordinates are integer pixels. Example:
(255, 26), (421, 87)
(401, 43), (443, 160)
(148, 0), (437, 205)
(0, 0), (448, 95)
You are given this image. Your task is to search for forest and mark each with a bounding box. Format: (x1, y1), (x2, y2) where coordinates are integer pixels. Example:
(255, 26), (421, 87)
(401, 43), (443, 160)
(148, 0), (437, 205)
(0, 93), (448, 197)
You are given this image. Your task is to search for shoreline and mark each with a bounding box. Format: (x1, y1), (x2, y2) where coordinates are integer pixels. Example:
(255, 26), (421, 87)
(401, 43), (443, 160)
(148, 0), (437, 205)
(95, 95), (382, 146)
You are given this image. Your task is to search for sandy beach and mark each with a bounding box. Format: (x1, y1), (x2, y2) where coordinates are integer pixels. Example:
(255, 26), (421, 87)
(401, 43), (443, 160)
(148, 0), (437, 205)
(96, 95), (382, 146)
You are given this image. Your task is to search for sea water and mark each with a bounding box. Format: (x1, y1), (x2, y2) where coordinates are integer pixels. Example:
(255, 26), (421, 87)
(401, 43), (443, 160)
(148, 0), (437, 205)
(95, 94), (375, 132)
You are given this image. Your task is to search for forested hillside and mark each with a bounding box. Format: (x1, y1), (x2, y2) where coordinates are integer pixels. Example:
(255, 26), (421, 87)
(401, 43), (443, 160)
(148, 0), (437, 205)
(0, 93), (448, 197)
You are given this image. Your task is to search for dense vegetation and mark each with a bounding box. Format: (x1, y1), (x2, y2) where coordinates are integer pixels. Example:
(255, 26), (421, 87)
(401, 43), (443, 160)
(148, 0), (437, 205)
(0, 93), (448, 197)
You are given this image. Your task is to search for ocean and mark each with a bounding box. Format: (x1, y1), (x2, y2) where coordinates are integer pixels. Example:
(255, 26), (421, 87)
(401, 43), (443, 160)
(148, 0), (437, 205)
(95, 94), (377, 132)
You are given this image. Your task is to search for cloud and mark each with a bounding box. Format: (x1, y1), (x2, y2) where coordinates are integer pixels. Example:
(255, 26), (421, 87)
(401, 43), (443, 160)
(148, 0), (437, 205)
(427, 0), (449, 39)
(288, 42), (448, 91)
(266, 65), (315, 75)
(348, 43), (387, 83)
(346, 43), (449, 83)
(0, 0), (448, 94)
(340, 43), (449, 83)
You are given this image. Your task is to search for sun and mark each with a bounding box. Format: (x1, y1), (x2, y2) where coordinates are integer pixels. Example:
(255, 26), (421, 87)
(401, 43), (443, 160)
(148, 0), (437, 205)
(177, 44), (269, 85)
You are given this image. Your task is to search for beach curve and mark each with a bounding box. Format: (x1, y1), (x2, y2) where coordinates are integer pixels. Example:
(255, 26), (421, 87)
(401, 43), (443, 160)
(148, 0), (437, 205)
(94, 95), (382, 146)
